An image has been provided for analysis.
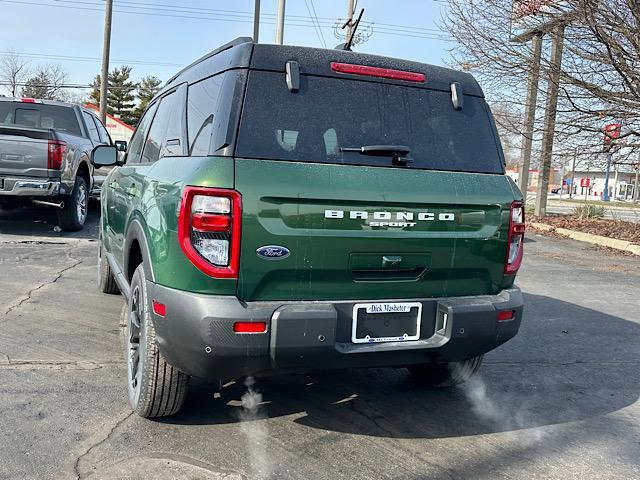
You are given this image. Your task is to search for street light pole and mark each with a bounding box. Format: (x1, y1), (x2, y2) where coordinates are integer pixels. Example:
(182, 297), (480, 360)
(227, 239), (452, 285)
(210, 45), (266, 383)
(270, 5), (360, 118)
(99, 0), (113, 124)
(518, 34), (543, 199)
(275, 0), (285, 45)
(535, 25), (565, 217)
(253, 0), (260, 42)
(603, 150), (613, 201)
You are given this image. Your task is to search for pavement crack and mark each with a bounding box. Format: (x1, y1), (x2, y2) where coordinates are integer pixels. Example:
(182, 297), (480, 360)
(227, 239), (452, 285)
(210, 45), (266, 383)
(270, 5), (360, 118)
(1, 257), (83, 318)
(73, 411), (134, 480)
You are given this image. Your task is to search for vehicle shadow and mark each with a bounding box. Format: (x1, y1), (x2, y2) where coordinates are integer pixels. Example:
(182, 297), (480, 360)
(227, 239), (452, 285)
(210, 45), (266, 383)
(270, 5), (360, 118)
(0, 203), (99, 240)
(163, 293), (640, 443)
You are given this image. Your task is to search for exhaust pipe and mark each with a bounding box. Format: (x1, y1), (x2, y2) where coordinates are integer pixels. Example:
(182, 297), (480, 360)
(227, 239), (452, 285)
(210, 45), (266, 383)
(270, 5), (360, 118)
(32, 199), (64, 209)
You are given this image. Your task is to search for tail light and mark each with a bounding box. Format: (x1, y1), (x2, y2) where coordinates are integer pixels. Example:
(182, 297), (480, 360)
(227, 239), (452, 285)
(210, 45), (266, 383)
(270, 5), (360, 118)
(504, 201), (525, 274)
(178, 186), (242, 279)
(47, 140), (67, 170)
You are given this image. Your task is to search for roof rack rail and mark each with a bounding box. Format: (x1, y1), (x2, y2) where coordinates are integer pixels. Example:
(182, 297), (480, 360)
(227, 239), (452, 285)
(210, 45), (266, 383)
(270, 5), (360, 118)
(165, 37), (254, 86)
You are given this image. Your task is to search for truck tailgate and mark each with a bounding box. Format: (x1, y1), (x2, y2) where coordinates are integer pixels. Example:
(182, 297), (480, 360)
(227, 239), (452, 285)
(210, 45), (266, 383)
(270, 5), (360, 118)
(0, 126), (50, 177)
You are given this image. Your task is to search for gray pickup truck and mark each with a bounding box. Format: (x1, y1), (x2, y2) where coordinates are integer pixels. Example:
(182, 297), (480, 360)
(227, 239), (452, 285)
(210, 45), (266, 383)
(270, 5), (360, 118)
(0, 98), (126, 231)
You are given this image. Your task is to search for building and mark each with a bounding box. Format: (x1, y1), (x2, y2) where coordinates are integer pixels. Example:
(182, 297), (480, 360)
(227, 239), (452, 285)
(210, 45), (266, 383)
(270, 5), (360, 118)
(83, 104), (134, 143)
(507, 167), (639, 200)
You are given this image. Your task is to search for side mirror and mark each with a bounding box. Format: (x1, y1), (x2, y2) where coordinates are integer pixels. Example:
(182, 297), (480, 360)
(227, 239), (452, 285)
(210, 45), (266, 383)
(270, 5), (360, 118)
(91, 145), (121, 167)
(114, 140), (128, 152)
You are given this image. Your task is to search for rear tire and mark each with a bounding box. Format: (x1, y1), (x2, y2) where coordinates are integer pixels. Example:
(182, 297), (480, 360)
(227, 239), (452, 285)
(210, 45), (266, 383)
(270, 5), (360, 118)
(58, 176), (88, 231)
(125, 264), (189, 418)
(407, 355), (483, 387)
(98, 242), (119, 294)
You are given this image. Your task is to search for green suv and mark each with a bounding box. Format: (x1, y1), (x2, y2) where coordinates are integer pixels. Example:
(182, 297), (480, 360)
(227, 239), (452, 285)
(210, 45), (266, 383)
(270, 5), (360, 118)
(93, 38), (525, 418)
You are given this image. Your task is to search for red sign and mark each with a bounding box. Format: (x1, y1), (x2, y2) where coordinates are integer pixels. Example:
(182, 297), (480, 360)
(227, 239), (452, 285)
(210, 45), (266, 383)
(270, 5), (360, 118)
(604, 123), (621, 144)
(580, 178), (591, 187)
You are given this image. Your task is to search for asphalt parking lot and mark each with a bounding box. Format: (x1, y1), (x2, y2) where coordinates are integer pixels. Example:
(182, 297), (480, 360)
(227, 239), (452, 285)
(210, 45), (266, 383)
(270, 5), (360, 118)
(1, 206), (639, 480)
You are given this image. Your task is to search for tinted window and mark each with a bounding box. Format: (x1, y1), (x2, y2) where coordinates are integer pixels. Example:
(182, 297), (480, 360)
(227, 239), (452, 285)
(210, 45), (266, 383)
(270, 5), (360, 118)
(126, 102), (158, 164)
(187, 75), (223, 156)
(95, 117), (111, 144)
(236, 72), (503, 174)
(142, 91), (178, 163)
(82, 112), (101, 143)
(0, 103), (81, 136)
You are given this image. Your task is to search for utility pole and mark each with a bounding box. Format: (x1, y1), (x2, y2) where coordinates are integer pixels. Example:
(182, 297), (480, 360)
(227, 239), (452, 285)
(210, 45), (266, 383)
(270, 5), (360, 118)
(253, 0), (260, 42)
(634, 159), (639, 202)
(345, 0), (356, 43)
(603, 150), (613, 201)
(569, 147), (577, 199)
(534, 25), (565, 217)
(517, 34), (543, 200)
(275, 0), (286, 45)
(99, 0), (113, 124)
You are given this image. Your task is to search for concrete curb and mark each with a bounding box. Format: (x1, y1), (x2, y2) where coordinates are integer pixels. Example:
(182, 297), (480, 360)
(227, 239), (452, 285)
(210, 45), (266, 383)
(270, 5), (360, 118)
(529, 222), (640, 256)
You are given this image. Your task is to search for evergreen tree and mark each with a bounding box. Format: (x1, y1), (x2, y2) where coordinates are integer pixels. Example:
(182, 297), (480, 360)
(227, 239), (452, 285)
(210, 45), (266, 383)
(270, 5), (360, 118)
(107, 66), (137, 125)
(89, 74), (101, 105)
(132, 75), (162, 125)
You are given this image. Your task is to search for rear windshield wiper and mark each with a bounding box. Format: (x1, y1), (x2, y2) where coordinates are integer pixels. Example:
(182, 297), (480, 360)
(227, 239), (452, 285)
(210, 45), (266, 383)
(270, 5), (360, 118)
(340, 145), (413, 166)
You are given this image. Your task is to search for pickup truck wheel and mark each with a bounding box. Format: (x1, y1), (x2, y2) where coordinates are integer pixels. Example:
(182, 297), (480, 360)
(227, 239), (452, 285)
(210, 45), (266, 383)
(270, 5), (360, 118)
(57, 176), (88, 231)
(125, 264), (189, 418)
(407, 355), (483, 387)
(98, 243), (119, 294)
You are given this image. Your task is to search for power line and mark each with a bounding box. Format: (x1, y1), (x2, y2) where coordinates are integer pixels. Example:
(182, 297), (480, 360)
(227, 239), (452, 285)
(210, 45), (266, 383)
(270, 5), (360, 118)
(0, 51), (183, 68)
(0, 0), (453, 41)
(304, 0), (326, 48)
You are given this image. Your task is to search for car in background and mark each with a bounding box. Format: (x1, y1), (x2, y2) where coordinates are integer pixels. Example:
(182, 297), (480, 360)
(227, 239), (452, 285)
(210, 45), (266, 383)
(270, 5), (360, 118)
(0, 98), (126, 230)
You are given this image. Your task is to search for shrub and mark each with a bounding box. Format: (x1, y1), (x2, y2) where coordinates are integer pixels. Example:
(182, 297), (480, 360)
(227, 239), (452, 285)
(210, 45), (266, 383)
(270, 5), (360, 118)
(573, 204), (606, 219)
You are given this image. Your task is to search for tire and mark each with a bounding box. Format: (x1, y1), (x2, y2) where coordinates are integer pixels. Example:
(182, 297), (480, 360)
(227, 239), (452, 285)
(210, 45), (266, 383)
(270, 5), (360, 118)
(58, 176), (88, 231)
(98, 241), (119, 294)
(125, 264), (189, 418)
(407, 355), (483, 387)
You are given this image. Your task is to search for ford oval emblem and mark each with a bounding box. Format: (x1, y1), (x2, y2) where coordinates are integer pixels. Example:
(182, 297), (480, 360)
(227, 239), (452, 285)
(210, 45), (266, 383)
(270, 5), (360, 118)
(256, 245), (290, 260)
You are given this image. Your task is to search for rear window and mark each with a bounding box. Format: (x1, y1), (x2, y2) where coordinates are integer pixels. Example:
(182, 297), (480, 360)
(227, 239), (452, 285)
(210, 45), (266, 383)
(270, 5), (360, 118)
(236, 72), (503, 174)
(0, 103), (81, 136)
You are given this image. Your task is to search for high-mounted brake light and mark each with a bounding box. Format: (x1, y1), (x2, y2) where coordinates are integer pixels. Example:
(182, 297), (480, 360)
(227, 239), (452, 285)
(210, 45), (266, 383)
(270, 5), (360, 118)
(504, 201), (525, 274)
(21, 97), (39, 103)
(178, 187), (242, 279)
(330, 62), (425, 83)
(47, 140), (67, 170)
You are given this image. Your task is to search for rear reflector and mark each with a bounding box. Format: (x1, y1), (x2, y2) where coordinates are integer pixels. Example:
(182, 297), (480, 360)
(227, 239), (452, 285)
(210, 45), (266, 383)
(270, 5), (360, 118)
(497, 310), (515, 321)
(330, 62), (426, 83)
(233, 322), (267, 334)
(152, 301), (166, 317)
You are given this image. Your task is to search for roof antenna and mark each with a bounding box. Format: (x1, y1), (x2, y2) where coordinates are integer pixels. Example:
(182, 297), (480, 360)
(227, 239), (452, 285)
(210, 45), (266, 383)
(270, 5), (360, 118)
(335, 8), (365, 51)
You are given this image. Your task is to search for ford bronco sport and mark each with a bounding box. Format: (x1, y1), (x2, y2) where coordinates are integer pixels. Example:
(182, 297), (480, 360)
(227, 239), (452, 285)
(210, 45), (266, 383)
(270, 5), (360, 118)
(93, 38), (525, 418)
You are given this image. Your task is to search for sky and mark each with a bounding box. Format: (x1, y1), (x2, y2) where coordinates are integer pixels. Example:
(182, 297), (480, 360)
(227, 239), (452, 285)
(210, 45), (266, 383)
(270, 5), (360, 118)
(0, 0), (453, 94)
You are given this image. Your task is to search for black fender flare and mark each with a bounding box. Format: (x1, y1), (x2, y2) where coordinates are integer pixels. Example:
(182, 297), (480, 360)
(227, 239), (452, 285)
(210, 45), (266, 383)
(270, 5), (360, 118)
(124, 219), (155, 283)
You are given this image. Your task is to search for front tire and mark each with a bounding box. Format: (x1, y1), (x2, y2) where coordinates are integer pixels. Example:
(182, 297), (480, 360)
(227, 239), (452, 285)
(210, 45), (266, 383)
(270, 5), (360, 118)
(125, 264), (189, 418)
(407, 355), (483, 387)
(58, 176), (88, 231)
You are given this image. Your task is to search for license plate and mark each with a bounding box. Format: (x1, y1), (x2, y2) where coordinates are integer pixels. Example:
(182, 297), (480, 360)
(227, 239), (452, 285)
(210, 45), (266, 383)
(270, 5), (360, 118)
(351, 302), (422, 344)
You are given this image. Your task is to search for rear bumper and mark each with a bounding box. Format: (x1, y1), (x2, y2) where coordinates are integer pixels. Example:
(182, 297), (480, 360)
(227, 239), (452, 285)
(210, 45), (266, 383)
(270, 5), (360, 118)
(0, 177), (60, 196)
(147, 282), (524, 380)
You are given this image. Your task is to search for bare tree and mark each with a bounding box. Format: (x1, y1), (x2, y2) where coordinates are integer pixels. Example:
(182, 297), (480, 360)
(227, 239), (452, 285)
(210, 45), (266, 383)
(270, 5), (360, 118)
(21, 64), (69, 100)
(0, 51), (30, 97)
(442, 0), (640, 169)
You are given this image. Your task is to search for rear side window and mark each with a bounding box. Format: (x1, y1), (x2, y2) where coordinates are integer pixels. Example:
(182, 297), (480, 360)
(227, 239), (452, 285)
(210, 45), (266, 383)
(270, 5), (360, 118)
(82, 112), (101, 143)
(187, 75), (223, 156)
(0, 103), (81, 136)
(126, 102), (158, 164)
(236, 72), (503, 174)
